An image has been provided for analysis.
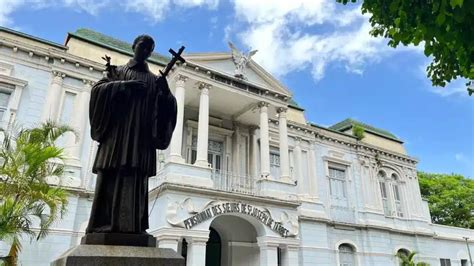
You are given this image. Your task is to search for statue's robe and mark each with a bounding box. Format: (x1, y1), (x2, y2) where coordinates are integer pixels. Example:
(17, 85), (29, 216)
(86, 59), (177, 234)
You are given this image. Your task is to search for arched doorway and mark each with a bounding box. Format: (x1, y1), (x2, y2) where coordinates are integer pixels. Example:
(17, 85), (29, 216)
(206, 227), (222, 266)
(206, 215), (260, 266)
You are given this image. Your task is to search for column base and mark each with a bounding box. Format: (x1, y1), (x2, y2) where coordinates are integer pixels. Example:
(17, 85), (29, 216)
(194, 160), (209, 168)
(168, 155), (186, 164)
(257, 179), (297, 200)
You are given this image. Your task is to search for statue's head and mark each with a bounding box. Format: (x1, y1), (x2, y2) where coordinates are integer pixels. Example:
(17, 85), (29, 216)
(132, 34), (155, 62)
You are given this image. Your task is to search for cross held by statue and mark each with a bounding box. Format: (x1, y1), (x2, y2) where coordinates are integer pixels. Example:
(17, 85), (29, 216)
(160, 46), (186, 77)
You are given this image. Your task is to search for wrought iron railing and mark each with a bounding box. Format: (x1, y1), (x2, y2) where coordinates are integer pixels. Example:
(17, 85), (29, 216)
(211, 170), (258, 195)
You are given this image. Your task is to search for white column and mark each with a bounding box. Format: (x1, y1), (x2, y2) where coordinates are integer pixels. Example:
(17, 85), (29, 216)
(249, 126), (258, 178)
(41, 71), (65, 121)
(308, 142), (318, 199)
(169, 75), (187, 163)
(277, 107), (290, 182)
(281, 246), (299, 266)
(259, 102), (271, 178)
(194, 83), (211, 168)
(225, 135), (232, 173)
(232, 123), (241, 176)
(294, 138), (304, 194)
(187, 237), (208, 266)
(258, 243), (278, 266)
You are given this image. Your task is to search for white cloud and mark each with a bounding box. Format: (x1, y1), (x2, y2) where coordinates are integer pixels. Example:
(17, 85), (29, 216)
(0, 0), (26, 26)
(0, 0), (219, 26)
(229, 0), (409, 81)
(119, 0), (219, 23)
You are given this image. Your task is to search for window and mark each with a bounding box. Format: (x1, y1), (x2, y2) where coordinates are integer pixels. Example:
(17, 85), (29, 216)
(440, 258), (451, 266)
(397, 249), (410, 266)
(392, 174), (404, 217)
(270, 151), (280, 178)
(190, 136), (224, 170)
(378, 170), (404, 217)
(0, 82), (14, 122)
(0, 91), (11, 121)
(461, 259), (468, 266)
(378, 171), (391, 216)
(329, 164), (347, 199)
(339, 244), (356, 266)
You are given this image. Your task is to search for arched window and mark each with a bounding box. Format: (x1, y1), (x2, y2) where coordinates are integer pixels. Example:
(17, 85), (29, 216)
(339, 243), (356, 266)
(391, 174), (404, 217)
(378, 170), (390, 216)
(397, 248), (410, 266)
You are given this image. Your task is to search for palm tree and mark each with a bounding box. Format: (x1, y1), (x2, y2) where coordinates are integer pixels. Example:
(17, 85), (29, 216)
(0, 121), (75, 265)
(396, 250), (430, 266)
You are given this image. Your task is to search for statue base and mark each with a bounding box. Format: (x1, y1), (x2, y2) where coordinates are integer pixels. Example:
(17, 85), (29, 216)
(51, 245), (184, 266)
(81, 233), (156, 247)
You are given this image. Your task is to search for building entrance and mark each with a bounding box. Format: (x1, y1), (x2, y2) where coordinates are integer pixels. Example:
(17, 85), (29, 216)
(206, 215), (259, 266)
(206, 227), (222, 266)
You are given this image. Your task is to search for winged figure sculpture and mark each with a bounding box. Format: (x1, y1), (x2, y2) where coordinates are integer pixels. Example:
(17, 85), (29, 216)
(228, 42), (258, 79)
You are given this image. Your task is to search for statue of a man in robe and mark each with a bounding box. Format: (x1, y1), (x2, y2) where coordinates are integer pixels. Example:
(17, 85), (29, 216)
(85, 35), (177, 238)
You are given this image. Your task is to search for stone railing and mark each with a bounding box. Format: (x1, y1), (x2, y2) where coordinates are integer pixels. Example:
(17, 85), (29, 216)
(211, 170), (258, 196)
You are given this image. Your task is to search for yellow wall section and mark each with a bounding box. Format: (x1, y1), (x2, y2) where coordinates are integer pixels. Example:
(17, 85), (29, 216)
(66, 38), (165, 74)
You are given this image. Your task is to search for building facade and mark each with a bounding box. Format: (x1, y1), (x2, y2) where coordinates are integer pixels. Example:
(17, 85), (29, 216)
(0, 26), (473, 266)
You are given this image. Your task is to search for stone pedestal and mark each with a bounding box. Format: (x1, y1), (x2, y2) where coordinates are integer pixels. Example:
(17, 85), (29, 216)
(51, 245), (184, 266)
(81, 233), (156, 247)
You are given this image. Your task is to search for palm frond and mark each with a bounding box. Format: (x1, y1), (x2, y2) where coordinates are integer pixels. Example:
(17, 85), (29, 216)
(0, 120), (72, 261)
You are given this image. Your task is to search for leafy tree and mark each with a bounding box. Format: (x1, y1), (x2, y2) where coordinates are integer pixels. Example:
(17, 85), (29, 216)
(337, 0), (474, 95)
(0, 121), (74, 265)
(396, 250), (430, 266)
(418, 172), (474, 229)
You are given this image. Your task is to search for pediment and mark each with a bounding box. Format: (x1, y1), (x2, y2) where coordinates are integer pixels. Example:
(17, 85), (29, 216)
(184, 53), (291, 97)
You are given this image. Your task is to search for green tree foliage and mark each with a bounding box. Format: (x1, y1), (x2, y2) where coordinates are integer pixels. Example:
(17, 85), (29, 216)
(396, 250), (430, 266)
(0, 121), (74, 265)
(418, 172), (474, 229)
(337, 0), (474, 95)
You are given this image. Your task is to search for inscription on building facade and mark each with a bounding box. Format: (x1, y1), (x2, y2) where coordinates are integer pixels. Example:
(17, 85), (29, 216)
(183, 202), (291, 237)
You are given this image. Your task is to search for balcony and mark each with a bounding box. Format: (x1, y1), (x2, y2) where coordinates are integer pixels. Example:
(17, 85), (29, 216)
(211, 170), (258, 196)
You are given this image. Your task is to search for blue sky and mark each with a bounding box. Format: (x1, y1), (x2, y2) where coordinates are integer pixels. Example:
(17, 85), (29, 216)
(1, 0), (473, 177)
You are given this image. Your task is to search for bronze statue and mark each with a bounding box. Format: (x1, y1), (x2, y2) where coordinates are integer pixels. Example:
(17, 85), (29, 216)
(84, 35), (182, 245)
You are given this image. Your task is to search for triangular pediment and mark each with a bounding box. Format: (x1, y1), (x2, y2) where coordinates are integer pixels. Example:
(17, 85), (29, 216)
(184, 53), (291, 97)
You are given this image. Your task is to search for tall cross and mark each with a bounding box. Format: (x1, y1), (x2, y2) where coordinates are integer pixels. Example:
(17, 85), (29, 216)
(160, 46), (186, 77)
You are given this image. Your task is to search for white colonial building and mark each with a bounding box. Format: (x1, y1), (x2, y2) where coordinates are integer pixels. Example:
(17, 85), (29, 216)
(0, 26), (473, 266)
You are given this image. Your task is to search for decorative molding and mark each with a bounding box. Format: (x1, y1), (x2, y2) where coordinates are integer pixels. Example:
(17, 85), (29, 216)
(0, 61), (14, 76)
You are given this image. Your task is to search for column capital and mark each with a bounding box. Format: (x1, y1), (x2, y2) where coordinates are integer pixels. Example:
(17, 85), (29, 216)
(277, 107), (288, 114)
(188, 236), (209, 244)
(197, 82), (212, 92)
(175, 74), (189, 84)
(52, 71), (66, 82)
(249, 125), (259, 133)
(258, 101), (270, 108)
(82, 79), (94, 87)
(232, 121), (241, 129)
(294, 137), (302, 145)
